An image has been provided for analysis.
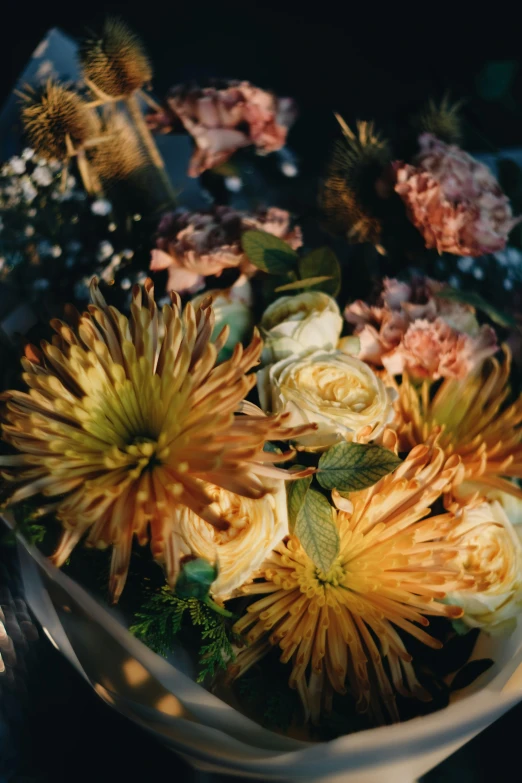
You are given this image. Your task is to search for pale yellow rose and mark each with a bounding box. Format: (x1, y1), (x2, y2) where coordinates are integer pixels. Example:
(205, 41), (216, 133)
(260, 292), (343, 364)
(446, 501), (522, 634)
(257, 349), (395, 450)
(175, 481), (288, 599)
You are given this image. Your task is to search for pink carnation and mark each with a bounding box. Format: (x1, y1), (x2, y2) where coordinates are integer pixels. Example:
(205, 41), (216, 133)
(151, 206), (302, 294)
(395, 133), (520, 256)
(344, 276), (498, 380)
(384, 317), (498, 380)
(150, 81), (296, 177)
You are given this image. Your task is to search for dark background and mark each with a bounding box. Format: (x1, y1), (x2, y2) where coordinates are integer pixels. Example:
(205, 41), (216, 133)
(2, 2), (522, 781)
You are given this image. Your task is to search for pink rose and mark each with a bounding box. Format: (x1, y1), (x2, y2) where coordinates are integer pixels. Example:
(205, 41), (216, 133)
(395, 134), (520, 256)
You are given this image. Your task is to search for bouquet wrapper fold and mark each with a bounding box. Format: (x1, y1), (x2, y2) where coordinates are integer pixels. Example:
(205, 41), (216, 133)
(16, 536), (522, 783)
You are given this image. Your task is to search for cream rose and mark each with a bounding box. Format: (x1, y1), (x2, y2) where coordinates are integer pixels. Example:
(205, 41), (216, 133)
(446, 501), (522, 634)
(257, 349), (395, 449)
(175, 481), (288, 599)
(260, 292), (343, 364)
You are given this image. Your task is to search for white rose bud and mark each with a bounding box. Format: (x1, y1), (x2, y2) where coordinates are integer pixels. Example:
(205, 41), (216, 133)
(446, 501), (522, 635)
(260, 292), (343, 364)
(257, 349), (395, 450)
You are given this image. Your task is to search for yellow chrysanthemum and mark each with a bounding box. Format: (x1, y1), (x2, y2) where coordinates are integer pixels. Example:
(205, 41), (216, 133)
(0, 279), (314, 601)
(232, 441), (476, 723)
(396, 348), (522, 501)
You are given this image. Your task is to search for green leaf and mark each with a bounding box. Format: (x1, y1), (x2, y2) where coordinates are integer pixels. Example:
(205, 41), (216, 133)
(175, 558), (217, 600)
(294, 489), (340, 573)
(317, 442), (402, 493)
(477, 61), (518, 101)
(298, 247), (341, 297)
(450, 659), (494, 691)
(241, 230), (298, 275)
(436, 287), (517, 329)
(287, 471), (313, 533)
(275, 275), (333, 292)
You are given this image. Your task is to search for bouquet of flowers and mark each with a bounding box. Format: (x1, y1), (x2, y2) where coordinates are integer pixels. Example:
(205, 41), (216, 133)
(3, 15), (522, 780)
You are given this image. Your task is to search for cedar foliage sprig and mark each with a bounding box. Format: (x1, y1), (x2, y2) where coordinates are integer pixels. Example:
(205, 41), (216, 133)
(130, 584), (238, 683)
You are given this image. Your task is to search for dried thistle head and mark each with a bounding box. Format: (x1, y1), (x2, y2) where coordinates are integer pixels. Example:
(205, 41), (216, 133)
(21, 81), (98, 161)
(90, 111), (145, 181)
(320, 117), (391, 243)
(415, 95), (463, 145)
(80, 17), (152, 98)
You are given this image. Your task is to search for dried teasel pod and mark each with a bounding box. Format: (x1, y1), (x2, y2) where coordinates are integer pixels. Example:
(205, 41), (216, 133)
(79, 17), (152, 99)
(414, 95), (463, 145)
(320, 117), (391, 245)
(21, 81), (99, 162)
(90, 111), (146, 182)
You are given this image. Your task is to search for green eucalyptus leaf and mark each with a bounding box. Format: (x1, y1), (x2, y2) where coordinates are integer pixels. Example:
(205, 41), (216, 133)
(450, 659), (494, 692)
(436, 288), (517, 329)
(176, 558), (218, 600)
(298, 247), (341, 297)
(287, 471), (313, 533)
(275, 275), (333, 292)
(317, 442), (402, 493)
(241, 230), (299, 275)
(294, 489), (340, 573)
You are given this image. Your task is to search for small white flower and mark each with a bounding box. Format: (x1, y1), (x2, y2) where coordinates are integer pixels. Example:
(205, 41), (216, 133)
(97, 241), (114, 261)
(122, 249), (134, 260)
(133, 213), (142, 221)
(51, 245), (62, 258)
(32, 166), (53, 187)
(458, 256), (474, 273)
(281, 161), (298, 177)
(20, 179), (37, 203)
(21, 148), (35, 161)
(108, 222), (117, 232)
(120, 278), (132, 290)
(504, 278), (514, 290)
(10, 156), (26, 175)
(473, 266), (484, 280)
(24, 225), (35, 237)
(27, 208), (37, 217)
(224, 176), (243, 192)
(66, 175), (76, 188)
(136, 271), (147, 283)
(91, 199), (112, 216)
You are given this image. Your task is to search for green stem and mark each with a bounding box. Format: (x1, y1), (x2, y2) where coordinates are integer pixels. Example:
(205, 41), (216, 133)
(204, 596), (235, 618)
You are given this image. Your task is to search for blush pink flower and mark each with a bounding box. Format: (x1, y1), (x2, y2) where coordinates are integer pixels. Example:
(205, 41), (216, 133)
(395, 133), (520, 256)
(150, 206), (302, 293)
(385, 317), (498, 380)
(150, 81), (296, 177)
(344, 276), (498, 380)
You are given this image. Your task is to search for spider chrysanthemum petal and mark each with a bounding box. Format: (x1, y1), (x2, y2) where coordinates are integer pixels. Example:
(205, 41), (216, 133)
(232, 442), (478, 723)
(0, 279), (315, 602)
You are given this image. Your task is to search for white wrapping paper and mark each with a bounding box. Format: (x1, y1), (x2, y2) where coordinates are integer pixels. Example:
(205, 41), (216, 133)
(16, 535), (522, 783)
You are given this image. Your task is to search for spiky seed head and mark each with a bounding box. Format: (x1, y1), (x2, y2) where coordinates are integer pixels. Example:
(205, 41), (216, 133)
(415, 95), (463, 145)
(90, 111), (145, 181)
(320, 118), (391, 243)
(80, 17), (152, 98)
(21, 81), (99, 161)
